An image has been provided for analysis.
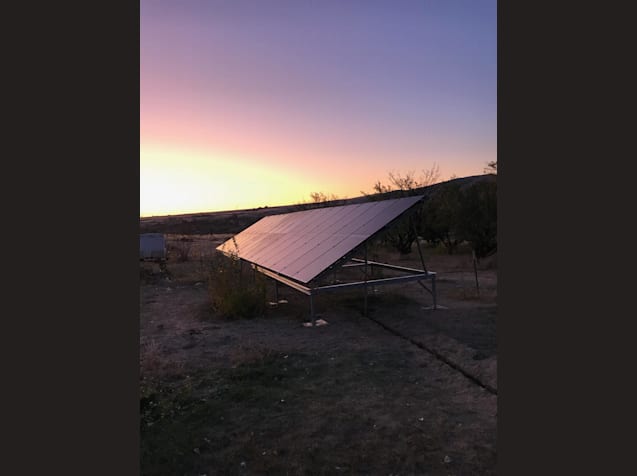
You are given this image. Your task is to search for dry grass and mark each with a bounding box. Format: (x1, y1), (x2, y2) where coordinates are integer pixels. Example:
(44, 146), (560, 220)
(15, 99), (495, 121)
(225, 341), (278, 368)
(140, 339), (185, 378)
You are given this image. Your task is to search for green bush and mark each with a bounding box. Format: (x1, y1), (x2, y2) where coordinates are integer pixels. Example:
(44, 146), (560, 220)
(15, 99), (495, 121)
(208, 246), (266, 319)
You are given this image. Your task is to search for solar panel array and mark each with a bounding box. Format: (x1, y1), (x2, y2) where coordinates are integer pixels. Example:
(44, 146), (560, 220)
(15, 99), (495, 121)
(217, 195), (423, 284)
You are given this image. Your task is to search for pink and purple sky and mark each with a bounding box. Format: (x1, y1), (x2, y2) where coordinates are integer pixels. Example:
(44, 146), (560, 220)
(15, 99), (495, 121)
(141, 0), (496, 217)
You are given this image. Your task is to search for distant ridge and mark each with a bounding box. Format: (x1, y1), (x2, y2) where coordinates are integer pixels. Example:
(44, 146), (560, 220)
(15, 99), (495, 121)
(139, 174), (495, 235)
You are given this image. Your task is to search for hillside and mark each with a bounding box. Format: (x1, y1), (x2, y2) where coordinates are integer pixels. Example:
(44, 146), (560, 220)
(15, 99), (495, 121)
(139, 174), (496, 235)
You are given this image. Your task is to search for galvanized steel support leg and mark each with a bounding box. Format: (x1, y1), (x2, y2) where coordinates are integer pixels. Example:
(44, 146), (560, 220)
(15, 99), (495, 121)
(415, 234), (428, 274)
(364, 286), (368, 317)
(310, 294), (315, 326)
(363, 243), (368, 317)
(432, 274), (437, 310)
(472, 249), (480, 297)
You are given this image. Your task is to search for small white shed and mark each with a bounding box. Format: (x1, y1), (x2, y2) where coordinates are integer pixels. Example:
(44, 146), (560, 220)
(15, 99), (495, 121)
(140, 233), (166, 261)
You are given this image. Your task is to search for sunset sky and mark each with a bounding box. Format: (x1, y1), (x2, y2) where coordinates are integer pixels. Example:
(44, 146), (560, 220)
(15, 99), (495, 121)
(140, 0), (496, 217)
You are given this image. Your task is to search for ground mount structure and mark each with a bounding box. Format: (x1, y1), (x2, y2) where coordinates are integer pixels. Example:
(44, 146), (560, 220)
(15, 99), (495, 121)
(217, 195), (437, 325)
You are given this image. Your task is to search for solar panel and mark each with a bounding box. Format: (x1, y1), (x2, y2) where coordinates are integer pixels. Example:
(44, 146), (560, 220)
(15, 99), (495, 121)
(217, 195), (424, 284)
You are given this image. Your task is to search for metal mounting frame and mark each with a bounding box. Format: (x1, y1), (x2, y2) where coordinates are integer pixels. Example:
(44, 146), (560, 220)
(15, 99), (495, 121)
(250, 253), (437, 326)
(218, 195), (438, 326)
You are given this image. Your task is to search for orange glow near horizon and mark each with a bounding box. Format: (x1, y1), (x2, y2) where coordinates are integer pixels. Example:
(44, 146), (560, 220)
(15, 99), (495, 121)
(141, 146), (295, 216)
(139, 143), (359, 217)
(139, 141), (486, 217)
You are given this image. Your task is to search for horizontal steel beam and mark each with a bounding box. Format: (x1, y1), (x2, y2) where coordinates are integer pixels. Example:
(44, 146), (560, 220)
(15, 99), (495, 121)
(250, 259), (436, 312)
(350, 258), (436, 276)
(342, 262), (366, 268)
(312, 273), (433, 295)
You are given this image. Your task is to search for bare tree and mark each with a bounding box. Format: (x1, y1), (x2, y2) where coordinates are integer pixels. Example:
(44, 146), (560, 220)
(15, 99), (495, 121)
(389, 163), (441, 192)
(420, 162), (441, 187)
(310, 191), (327, 203)
(484, 161), (497, 174)
(388, 170), (419, 191)
(309, 191), (340, 203)
(371, 180), (392, 194)
(364, 163), (442, 198)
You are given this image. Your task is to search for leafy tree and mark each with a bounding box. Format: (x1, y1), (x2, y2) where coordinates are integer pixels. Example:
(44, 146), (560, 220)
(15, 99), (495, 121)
(458, 181), (497, 259)
(420, 183), (463, 254)
(379, 212), (420, 254)
(484, 160), (497, 174)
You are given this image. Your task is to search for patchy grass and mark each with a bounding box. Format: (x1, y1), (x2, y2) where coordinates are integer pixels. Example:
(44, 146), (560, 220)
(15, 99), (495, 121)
(140, 339), (186, 378)
(141, 349), (496, 476)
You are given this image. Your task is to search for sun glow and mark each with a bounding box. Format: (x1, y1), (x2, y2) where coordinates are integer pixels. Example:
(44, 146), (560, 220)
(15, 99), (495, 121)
(140, 145), (328, 217)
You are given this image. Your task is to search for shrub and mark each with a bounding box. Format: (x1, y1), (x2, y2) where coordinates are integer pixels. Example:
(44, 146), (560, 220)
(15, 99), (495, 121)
(208, 244), (266, 319)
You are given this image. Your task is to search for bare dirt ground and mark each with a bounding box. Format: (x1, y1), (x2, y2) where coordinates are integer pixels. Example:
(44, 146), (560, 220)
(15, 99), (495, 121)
(140, 234), (497, 475)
